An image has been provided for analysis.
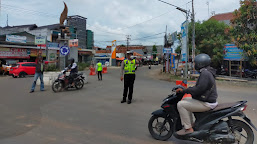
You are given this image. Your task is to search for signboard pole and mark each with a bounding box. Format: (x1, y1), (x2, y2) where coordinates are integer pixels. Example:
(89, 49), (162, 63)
(45, 36), (49, 61)
(229, 60), (231, 77)
(240, 60), (242, 78)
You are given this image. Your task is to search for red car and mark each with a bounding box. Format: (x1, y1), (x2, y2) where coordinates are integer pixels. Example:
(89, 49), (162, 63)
(11, 62), (36, 78)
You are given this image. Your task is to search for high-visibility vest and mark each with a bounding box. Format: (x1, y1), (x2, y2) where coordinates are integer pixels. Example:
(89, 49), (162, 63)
(124, 59), (135, 74)
(97, 62), (102, 71)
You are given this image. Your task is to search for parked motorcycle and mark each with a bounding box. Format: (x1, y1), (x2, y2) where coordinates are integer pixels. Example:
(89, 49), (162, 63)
(52, 69), (85, 92)
(243, 69), (257, 79)
(148, 85), (257, 143)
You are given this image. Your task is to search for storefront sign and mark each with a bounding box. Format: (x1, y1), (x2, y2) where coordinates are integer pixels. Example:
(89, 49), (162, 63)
(69, 39), (79, 47)
(49, 53), (56, 61)
(35, 36), (46, 45)
(0, 48), (29, 58)
(30, 49), (46, 57)
(6, 35), (27, 43)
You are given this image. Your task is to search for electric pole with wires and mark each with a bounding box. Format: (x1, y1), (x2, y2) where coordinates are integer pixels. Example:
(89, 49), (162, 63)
(126, 35), (131, 53)
(191, 0), (196, 73)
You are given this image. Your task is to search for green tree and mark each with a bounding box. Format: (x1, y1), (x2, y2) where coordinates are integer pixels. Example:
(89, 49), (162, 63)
(188, 20), (230, 68)
(152, 45), (157, 59)
(231, 0), (257, 66)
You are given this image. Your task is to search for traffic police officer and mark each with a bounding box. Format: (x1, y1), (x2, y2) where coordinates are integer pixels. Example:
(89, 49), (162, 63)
(120, 51), (136, 104)
(96, 61), (103, 81)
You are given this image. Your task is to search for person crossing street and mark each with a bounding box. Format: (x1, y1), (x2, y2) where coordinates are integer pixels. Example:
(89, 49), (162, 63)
(120, 51), (137, 104)
(96, 61), (103, 81)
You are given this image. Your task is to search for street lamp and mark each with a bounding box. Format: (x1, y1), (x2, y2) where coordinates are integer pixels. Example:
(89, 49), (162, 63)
(158, 0), (190, 80)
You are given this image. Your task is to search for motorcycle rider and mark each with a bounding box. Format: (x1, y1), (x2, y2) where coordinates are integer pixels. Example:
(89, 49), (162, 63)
(68, 58), (78, 87)
(176, 54), (218, 135)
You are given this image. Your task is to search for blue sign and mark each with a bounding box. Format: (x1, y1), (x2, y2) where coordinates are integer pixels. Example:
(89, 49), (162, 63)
(60, 46), (70, 56)
(181, 21), (188, 62)
(224, 44), (245, 61)
(163, 48), (172, 54)
(48, 42), (59, 50)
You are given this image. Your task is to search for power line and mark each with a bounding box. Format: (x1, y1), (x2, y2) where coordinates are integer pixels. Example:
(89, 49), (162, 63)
(131, 32), (165, 41)
(1, 4), (59, 18)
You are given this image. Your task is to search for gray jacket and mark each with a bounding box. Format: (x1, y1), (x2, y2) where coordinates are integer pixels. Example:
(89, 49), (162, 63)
(183, 66), (218, 103)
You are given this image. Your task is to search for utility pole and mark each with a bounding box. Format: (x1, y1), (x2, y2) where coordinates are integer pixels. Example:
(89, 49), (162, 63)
(126, 35), (131, 52)
(6, 14), (9, 26)
(186, 12), (189, 80)
(191, 0), (196, 72)
(163, 25), (167, 72)
(206, 1), (209, 18)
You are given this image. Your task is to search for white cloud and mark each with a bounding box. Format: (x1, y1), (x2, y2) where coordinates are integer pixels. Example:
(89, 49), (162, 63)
(0, 0), (241, 47)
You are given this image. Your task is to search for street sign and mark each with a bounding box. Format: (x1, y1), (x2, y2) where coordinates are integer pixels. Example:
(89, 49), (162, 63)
(35, 36), (46, 45)
(60, 46), (70, 56)
(163, 48), (172, 53)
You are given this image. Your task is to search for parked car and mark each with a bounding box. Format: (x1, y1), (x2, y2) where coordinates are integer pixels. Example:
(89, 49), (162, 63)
(11, 62), (36, 78)
(8, 64), (18, 75)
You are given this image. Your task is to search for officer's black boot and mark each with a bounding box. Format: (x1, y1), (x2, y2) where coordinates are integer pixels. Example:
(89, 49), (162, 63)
(121, 97), (126, 103)
(127, 100), (131, 104)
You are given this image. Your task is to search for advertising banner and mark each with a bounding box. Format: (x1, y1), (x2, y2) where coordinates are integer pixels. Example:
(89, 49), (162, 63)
(170, 54), (176, 69)
(111, 40), (116, 59)
(6, 35), (27, 43)
(224, 44), (245, 61)
(69, 39), (79, 47)
(181, 21), (187, 62)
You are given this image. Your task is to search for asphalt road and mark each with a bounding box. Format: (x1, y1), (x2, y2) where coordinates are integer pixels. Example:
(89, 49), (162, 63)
(0, 66), (256, 144)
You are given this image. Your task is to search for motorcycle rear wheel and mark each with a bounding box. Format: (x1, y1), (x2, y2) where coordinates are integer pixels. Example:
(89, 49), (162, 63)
(52, 81), (63, 92)
(229, 119), (254, 144)
(148, 115), (173, 141)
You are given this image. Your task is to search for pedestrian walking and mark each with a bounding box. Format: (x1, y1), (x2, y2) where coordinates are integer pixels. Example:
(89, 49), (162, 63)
(29, 50), (53, 93)
(120, 51), (137, 104)
(96, 61), (102, 81)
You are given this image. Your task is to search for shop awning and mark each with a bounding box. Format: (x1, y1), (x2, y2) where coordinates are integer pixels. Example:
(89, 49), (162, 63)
(133, 52), (143, 56)
(116, 57), (125, 60)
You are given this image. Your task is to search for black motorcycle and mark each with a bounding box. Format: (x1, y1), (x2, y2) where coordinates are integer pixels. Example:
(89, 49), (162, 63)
(148, 85), (257, 143)
(243, 69), (257, 79)
(52, 69), (85, 92)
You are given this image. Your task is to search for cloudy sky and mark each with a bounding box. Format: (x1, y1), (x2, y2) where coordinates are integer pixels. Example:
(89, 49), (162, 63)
(0, 0), (240, 47)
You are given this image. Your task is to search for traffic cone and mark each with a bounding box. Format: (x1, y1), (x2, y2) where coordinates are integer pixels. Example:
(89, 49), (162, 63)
(102, 67), (107, 74)
(89, 67), (96, 76)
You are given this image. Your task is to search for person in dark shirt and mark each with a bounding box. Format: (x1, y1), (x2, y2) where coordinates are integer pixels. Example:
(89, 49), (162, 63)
(30, 50), (47, 93)
(30, 50), (55, 93)
(67, 58), (78, 87)
(175, 54), (218, 135)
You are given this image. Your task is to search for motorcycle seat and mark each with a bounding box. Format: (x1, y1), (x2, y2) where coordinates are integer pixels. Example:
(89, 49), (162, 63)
(77, 72), (83, 75)
(209, 101), (245, 112)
